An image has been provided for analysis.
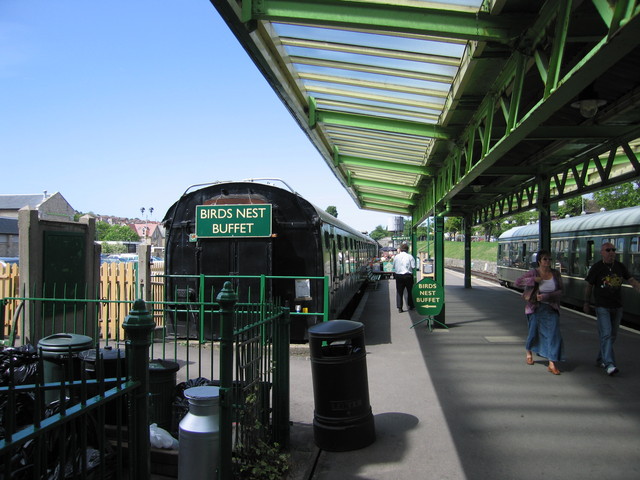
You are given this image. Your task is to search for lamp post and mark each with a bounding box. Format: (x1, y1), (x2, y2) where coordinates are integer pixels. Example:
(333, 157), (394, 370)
(139, 207), (154, 244)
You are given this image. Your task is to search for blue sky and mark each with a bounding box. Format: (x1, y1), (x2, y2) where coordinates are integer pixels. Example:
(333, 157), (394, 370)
(1, 0), (397, 232)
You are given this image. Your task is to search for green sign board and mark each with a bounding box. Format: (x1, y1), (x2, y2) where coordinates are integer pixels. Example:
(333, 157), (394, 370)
(195, 204), (272, 238)
(412, 278), (444, 316)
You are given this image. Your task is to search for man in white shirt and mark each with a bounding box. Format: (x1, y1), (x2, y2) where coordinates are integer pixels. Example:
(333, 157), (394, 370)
(392, 243), (416, 313)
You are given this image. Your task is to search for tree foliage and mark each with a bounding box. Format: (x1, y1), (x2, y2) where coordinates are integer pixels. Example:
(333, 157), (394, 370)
(96, 221), (140, 242)
(593, 182), (640, 211)
(369, 225), (389, 241)
(444, 217), (462, 237)
(556, 196), (584, 218)
(325, 205), (338, 218)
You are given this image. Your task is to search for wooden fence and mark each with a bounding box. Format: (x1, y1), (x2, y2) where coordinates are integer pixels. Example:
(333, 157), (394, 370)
(0, 262), (19, 341)
(0, 261), (164, 343)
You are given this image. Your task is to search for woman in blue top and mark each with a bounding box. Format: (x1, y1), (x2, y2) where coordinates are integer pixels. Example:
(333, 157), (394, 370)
(516, 250), (565, 375)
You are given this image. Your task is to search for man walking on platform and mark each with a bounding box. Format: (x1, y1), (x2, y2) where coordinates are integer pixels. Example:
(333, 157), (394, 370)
(393, 243), (416, 313)
(584, 242), (640, 376)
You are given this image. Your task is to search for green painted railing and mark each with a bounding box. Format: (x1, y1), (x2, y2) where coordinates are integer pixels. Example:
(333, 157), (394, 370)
(1, 276), (295, 479)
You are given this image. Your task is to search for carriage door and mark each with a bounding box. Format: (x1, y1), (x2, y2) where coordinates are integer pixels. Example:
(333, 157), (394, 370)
(198, 237), (273, 304)
(234, 239), (273, 302)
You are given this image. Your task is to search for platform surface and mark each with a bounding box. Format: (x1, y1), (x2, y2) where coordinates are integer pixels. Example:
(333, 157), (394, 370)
(287, 270), (640, 480)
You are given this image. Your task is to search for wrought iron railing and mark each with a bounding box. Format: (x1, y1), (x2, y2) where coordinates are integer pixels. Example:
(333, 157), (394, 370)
(1, 276), (293, 479)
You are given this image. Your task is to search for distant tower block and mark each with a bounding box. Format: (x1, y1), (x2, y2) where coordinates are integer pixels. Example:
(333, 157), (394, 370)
(388, 216), (404, 233)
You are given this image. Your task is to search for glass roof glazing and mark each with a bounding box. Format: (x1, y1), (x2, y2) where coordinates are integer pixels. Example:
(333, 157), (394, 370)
(262, 6), (474, 213)
(211, 0), (640, 222)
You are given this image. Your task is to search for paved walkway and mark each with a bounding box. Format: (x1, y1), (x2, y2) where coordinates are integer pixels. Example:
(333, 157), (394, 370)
(287, 271), (640, 480)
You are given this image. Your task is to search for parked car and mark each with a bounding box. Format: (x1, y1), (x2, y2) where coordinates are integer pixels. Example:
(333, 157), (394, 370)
(0, 257), (19, 266)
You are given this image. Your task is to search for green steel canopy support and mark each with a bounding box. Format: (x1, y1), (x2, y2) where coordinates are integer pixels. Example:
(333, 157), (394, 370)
(310, 102), (456, 140)
(360, 192), (415, 206)
(414, 2), (640, 225)
(471, 137), (640, 224)
(434, 216), (445, 325)
(537, 174), (551, 254)
(464, 217), (472, 289)
(360, 200), (411, 215)
(336, 154), (433, 176)
(211, 0), (640, 229)
(241, 0), (530, 43)
(348, 177), (422, 195)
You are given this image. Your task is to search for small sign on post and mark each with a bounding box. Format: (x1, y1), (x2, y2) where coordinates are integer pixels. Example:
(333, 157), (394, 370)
(195, 204), (272, 238)
(411, 278), (446, 331)
(412, 278), (444, 316)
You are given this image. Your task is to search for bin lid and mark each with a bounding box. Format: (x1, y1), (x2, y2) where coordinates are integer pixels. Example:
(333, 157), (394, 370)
(78, 346), (126, 362)
(38, 333), (94, 353)
(184, 385), (220, 401)
(149, 359), (180, 373)
(308, 319), (363, 338)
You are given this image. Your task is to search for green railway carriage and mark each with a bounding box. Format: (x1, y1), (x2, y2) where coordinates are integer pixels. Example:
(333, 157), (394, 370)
(162, 180), (378, 342)
(497, 206), (640, 328)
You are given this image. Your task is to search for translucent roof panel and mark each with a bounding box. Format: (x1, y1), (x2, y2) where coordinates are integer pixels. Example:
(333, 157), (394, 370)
(211, 0), (640, 222)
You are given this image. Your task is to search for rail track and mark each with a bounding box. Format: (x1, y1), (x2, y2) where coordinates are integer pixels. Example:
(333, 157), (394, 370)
(446, 266), (499, 284)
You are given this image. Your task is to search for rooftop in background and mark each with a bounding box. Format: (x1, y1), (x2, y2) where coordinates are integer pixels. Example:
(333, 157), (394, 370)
(0, 192), (75, 222)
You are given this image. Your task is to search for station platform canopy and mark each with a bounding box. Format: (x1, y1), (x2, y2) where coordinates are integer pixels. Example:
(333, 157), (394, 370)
(211, 0), (640, 226)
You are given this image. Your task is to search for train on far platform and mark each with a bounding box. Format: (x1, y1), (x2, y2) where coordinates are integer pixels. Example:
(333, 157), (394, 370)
(162, 179), (378, 342)
(497, 206), (640, 329)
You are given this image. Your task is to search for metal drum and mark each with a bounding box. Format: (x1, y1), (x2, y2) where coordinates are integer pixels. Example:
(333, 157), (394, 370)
(38, 333), (94, 405)
(178, 386), (220, 480)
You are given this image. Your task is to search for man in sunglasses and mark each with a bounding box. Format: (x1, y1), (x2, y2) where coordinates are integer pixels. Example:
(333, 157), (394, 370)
(584, 242), (640, 376)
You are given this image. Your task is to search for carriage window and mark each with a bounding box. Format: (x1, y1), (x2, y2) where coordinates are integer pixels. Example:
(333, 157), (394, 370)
(511, 243), (519, 266)
(337, 235), (343, 250)
(570, 239), (580, 276)
(601, 238), (614, 249)
(331, 241), (338, 279)
(586, 241), (594, 269)
(630, 237), (640, 280)
(498, 243), (507, 264)
(554, 240), (569, 273)
(528, 241), (538, 265)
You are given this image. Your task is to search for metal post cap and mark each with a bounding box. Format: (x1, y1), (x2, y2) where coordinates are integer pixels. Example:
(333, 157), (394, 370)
(216, 281), (238, 306)
(123, 299), (155, 329)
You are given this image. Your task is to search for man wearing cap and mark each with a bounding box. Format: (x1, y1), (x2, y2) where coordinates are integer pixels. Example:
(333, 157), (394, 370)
(584, 242), (640, 376)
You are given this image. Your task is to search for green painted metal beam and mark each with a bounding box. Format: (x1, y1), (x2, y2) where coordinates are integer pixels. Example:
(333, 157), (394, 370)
(543, 0), (571, 98)
(241, 0), (530, 43)
(338, 154), (434, 176)
(414, 7), (640, 224)
(359, 200), (411, 215)
(349, 177), (422, 195)
(310, 103), (455, 139)
(469, 141), (640, 224)
(359, 192), (415, 206)
(289, 55), (455, 84)
(527, 125), (640, 140)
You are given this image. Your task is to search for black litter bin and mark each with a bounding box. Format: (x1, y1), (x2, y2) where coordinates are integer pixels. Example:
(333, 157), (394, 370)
(308, 320), (375, 451)
(79, 346), (127, 424)
(38, 333), (94, 405)
(149, 359), (180, 430)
